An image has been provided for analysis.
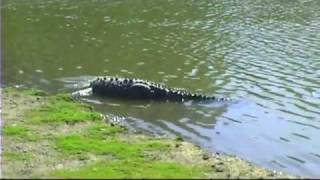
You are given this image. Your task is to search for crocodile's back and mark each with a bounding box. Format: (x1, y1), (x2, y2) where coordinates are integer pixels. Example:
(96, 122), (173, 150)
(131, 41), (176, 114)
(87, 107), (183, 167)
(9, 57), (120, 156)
(90, 76), (221, 102)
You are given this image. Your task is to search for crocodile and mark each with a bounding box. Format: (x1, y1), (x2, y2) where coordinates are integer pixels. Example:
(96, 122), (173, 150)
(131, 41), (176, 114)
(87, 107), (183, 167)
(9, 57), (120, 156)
(73, 76), (229, 102)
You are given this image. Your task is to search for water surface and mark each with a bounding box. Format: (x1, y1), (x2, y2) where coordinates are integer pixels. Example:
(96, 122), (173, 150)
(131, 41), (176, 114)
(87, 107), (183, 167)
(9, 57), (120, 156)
(2, 0), (320, 177)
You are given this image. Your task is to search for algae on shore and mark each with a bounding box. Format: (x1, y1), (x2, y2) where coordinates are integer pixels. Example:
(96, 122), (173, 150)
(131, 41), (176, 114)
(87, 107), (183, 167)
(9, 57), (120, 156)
(1, 87), (291, 178)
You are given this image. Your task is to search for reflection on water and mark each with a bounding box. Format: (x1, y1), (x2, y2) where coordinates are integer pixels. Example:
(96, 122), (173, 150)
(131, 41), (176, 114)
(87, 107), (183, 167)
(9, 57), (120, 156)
(3, 0), (320, 178)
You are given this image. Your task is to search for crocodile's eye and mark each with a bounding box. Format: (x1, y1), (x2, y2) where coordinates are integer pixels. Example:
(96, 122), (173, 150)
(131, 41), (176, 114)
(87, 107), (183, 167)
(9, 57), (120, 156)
(124, 79), (128, 83)
(103, 77), (106, 80)
(110, 78), (113, 81)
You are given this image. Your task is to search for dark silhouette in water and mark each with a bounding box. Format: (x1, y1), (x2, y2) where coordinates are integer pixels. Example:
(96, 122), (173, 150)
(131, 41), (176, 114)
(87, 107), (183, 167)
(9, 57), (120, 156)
(88, 76), (229, 102)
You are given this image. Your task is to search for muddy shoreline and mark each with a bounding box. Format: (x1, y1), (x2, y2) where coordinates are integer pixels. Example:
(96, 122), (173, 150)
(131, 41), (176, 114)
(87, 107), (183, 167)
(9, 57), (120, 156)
(1, 87), (294, 178)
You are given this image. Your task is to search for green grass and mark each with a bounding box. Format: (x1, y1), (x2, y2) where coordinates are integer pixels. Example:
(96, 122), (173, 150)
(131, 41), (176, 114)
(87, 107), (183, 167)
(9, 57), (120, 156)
(53, 160), (207, 179)
(86, 123), (125, 139)
(27, 94), (102, 124)
(55, 135), (142, 157)
(52, 122), (206, 178)
(3, 152), (32, 161)
(3, 124), (37, 141)
(3, 124), (29, 136)
(54, 123), (171, 158)
(23, 88), (48, 96)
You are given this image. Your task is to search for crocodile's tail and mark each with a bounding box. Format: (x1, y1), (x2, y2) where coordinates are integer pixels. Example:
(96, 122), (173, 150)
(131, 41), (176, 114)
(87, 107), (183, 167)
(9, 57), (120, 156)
(170, 90), (229, 102)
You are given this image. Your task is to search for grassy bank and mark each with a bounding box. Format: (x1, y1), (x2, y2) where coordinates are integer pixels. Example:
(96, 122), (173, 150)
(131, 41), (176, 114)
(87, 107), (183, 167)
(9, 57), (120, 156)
(1, 87), (292, 178)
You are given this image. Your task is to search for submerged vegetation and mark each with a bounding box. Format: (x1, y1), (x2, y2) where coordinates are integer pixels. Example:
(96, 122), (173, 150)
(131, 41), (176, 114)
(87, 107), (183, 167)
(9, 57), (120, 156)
(1, 87), (291, 178)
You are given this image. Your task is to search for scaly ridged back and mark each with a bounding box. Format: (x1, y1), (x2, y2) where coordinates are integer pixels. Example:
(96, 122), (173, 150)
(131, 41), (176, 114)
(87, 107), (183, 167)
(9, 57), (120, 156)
(90, 76), (228, 102)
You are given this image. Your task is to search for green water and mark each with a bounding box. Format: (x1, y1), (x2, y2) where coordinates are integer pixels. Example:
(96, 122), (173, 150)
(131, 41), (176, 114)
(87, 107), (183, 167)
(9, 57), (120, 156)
(2, 0), (320, 177)
(4, 0), (231, 92)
